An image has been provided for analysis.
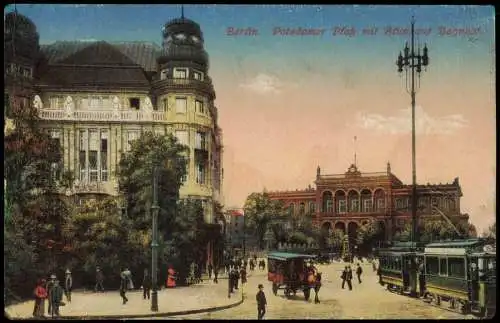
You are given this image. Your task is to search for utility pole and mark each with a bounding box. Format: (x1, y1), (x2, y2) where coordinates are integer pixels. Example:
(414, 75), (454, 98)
(151, 166), (159, 312)
(396, 16), (430, 298)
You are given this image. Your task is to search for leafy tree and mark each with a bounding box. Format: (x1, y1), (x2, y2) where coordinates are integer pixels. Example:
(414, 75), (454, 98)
(4, 95), (72, 300)
(482, 221), (495, 242)
(356, 221), (383, 254)
(244, 192), (287, 250)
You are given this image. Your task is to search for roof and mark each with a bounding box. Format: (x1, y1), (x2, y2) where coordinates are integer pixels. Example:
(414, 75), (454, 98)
(38, 65), (150, 88)
(268, 252), (317, 261)
(40, 41), (161, 72)
(425, 239), (484, 249)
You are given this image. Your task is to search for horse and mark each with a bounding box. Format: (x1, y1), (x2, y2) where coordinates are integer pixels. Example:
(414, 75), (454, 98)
(305, 271), (322, 303)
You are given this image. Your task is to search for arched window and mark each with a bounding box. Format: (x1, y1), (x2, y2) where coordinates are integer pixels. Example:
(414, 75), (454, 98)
(299, 202), (305, 215)
(322, 191), (333, 213)
(160, 69), (167, 80)
(309, 201), (316, 214)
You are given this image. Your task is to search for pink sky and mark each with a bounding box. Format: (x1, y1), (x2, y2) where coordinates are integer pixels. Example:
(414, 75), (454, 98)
(214, 62), (495, 235)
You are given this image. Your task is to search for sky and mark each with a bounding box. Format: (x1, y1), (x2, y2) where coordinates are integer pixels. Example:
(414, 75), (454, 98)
(6, 4), (496, 233)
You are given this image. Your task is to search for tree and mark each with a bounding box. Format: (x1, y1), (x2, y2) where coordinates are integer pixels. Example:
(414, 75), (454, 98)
(4, 95), (72, 300)
(243, 192), (287, 250)
(482, 221), (495, 242)
(356, 221), (383, 254)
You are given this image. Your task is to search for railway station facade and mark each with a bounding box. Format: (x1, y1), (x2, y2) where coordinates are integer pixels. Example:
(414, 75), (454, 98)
(267, 162), (469, 242)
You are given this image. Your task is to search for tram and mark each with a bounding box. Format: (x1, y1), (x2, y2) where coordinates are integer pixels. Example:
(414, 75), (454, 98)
(376, 238), (496, 318)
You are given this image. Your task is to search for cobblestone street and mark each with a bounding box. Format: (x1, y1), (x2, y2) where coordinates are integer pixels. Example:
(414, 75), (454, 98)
(165, 262), (477, 320)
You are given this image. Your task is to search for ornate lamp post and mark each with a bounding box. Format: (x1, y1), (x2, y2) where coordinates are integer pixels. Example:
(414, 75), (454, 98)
(396, 16), (429, 298)
(151, 166), (159, 312)
(396, 16), (429, 248)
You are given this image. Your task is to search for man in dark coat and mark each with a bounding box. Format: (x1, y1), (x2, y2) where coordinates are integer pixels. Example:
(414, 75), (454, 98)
(356, 263), (363, 284)
(240, 266), (247, 285)
(227, 269), (233, 298)
(418, 261), (426, 297)
(142, 268), (152, 300)
(341, 266), (348, 289)
(95, 267), (104, 292)
(49, 279), (64, 317)
(208, 263), (213, 280)
(46, 274), (56, 316)
(234, 268), (240, 290)
(213, 266), (219, 284)
(256, 284), (267, 320)
(346, 266), (353, 291)
(120, 270), (129, 304)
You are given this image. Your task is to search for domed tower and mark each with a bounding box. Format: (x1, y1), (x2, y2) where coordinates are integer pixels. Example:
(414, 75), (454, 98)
(4, 10), (40, 117)
(152, 12), (222, 227)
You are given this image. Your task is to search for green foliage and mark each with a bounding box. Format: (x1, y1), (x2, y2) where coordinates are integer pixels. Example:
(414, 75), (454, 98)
(244, 192), (287, 250)
(4, 98), (72, 301)
(482, 221), (495, 241)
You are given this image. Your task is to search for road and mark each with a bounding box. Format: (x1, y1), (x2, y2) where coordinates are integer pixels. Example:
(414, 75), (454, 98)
(153, 261), (478, 320)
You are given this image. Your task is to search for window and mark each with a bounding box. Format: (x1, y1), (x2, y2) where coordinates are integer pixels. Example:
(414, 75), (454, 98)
(363, 199), (372, 212)
(173, 68), (187, 79)
(175, 97), (187, 114)
(162, 98), (168, 111)
(299, 203), (305, 215)
(418, 197), (427, 211)
(447, 199), (456, 211)
(377, 198), (385, 211)
(195, 132), (206, 150)
(181, 165), (188, 183)
(89, 130), (99, 182)
(309, 201), (316, 213)
(100, 131), (108, 182)
(175, 130), (189, 146)
(439, 258), (448, 276)
(193, 71), (203, 81)
(326, 199), (333, 213)
(126, 131), (139, 151)
(50, 96), (60, 109)
(426, 257), (439, 275)
(129, 97), (140, 110)
(195, 100), (204, 114)
(351, 199), (359, 212)
(431, 197), (438, 208)
(196, 163), (205, 184)
(160, 69), (167, 80)
(90, 96), (100, 109)
(175, 33), (187, 40)
(448, 257), (465, 278)
(338, 200), (346, 213)
(79, 130), (87, 181)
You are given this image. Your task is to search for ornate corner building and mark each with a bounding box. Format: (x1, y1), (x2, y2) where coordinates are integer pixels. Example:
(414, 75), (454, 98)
(5, 11), (224, 263)
(266, 162), (469, 243)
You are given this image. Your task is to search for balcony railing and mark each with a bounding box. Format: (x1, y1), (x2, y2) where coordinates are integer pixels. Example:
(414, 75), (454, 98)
(319, 172), (388, 179)
(38, 109), (167, 122)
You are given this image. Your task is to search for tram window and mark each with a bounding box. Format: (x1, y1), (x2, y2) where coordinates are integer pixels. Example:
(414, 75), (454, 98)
(426, 257), (439, 275)
(268, 259), (275, 272)
(439, 258), (448, 276)
(448, 257), (466, 278)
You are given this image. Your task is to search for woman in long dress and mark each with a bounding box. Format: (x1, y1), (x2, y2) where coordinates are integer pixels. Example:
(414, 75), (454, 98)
(166, 265), (176, 288)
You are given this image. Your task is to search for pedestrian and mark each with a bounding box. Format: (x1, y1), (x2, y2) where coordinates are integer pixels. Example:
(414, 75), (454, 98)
(256, 284), (267, 320)
(208, 263), (213, 280)
(195, 263), (202, 283)
(356, 263), (363, 284)
(64, 269), (72, 303)
(166, 265), (176, 288)
(341, 266), (347, 289)
(119, 270), (129, 304)
(346, 265), (353, 291)
(33, 279), (48, 318)
(240, 266), (247, 285)
(49, 279), (64, 317)
(95, 266), (104, 292)
(372, 260), (377, 272)
(227, 269), (233, 298)
(46, 274), (56, 316)
(418, 261), (426, 298)
(142, 268), (151, 300)
(213, 266), (219, 284)
(225, 261), (230, 275)
(234, 267), (240, 290)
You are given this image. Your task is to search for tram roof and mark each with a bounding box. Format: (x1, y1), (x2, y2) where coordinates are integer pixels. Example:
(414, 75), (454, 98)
(425, 239), (484, 249)
(268, 252), (317, 261)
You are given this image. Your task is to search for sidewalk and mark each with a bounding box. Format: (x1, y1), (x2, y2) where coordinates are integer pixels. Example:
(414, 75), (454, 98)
(5, 279), (243, 319)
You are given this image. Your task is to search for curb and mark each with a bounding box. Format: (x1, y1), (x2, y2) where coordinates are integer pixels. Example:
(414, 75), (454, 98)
(7, 297), (244, 320)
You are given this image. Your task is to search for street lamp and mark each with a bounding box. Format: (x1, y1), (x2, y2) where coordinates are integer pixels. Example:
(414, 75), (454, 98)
(396, 16), (430, 249)
(151, 166), (160, 312)
(396, 16), (429, 298)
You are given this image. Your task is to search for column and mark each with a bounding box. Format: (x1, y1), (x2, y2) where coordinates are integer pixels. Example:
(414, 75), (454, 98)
(85, 129), (89, 182)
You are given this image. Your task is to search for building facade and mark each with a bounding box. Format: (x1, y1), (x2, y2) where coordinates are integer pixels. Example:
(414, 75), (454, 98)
(4, 11), (224, 263)
(266, 163), (469, 243)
